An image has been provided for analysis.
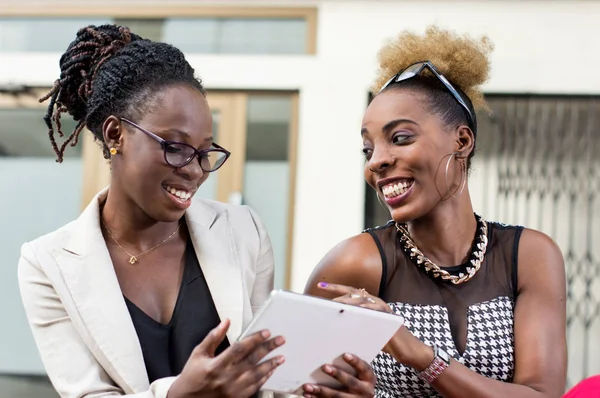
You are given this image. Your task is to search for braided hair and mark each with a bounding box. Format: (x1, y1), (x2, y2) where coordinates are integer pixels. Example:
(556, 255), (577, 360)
(40, 24), (206, 162)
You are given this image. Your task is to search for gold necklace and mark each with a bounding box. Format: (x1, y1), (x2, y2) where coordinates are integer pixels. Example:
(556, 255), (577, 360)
(395, 214), (488, 284)
(102, 221), (182, 264)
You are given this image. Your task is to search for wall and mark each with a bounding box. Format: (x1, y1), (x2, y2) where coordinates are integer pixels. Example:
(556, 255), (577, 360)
(1, 0), (600, 375)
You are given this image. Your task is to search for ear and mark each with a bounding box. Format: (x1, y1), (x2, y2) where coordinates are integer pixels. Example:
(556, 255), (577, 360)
(102, 116), (124, 150)
(455, 125), (475, 159)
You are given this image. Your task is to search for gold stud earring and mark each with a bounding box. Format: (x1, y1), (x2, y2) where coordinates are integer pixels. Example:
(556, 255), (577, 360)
(109, 147), (117, 156)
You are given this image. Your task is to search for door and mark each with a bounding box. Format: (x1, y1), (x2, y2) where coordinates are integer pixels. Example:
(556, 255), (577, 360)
(198, 92), (247, 204)
(204, 92), (298, 291)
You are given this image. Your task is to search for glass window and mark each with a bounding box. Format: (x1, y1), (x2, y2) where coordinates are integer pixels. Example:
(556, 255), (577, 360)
(0, 17), (307, 54)
(245, 96), (290, 161)
(0, 103), (83, 375)
(243, 95), (293, 289)
(113, 18), (164, 42)
(0, 18), (112, 52)
(164, 18), (306, 54)
(0, 108), (82, 157)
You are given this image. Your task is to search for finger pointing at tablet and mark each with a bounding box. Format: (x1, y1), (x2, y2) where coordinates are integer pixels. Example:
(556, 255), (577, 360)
(318, 282), (393, 314)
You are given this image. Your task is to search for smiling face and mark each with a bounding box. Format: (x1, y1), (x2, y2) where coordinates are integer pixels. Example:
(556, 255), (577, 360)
(105, 84), (214, 222)
(361, 88), (473, 223)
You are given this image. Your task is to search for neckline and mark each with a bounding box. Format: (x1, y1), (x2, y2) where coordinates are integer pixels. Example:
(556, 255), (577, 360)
(123, 238), (192, 328)
(396, 214), (492, 279)
(442, 222), (492, 272)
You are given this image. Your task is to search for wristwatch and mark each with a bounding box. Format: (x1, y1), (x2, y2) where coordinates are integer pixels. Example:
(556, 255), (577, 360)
(418, 345), (451, 384)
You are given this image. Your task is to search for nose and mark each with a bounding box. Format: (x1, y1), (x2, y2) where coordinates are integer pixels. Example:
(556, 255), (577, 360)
(368, 144), (394, 173)
(177, 155), (205, 181)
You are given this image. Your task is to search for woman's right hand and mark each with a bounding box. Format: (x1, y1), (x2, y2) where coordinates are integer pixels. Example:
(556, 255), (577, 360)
(168, 319), (285, 398)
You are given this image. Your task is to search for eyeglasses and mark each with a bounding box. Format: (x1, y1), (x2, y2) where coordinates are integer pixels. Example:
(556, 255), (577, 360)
(379, 61), (476, 132)
(120, 118), (230, 172)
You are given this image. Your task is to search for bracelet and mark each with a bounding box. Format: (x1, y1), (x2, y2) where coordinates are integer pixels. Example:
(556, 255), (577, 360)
(418, 345), (451, 384)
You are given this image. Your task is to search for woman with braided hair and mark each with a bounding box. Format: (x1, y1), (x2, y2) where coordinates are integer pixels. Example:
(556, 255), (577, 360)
(17, 24), (375, 398)
(18, 23), (281, 398)
(305, 27), (568, 397)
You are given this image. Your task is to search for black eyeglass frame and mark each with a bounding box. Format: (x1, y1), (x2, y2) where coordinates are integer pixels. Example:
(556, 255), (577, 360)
(120, 118), (231, 172)
(378, 61), (476, 132)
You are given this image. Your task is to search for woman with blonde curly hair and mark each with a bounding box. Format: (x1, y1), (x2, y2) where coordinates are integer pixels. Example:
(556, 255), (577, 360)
(302, 26), (567, 398)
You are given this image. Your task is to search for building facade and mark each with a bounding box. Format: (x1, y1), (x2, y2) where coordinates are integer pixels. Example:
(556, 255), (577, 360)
(0, 0), (598, 389)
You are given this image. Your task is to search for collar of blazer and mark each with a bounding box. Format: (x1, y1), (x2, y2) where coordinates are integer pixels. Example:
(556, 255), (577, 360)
(53, 187), (244, 393)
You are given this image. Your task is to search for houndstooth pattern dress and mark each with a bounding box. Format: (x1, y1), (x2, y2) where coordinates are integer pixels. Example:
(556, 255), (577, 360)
(363, 221), (523, 398)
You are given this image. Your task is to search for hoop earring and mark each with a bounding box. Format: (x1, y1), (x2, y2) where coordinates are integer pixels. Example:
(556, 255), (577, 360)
(444, 152), (467, 198)
(109, 147), (117, 156)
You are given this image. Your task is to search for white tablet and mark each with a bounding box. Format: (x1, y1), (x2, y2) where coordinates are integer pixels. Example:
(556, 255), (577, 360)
(238, 289), (404, 395)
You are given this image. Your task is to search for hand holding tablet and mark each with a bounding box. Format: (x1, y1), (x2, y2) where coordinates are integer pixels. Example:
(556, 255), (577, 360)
(301, 352), (378, 398)
(168, 319), (286, 398)
(238, 290), (404, 395)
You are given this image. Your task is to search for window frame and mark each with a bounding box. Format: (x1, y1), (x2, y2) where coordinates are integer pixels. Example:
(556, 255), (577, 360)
(0, 4), (318, 54)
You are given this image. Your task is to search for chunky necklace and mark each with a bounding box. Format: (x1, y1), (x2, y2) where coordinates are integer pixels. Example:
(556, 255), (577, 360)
(395, 214), (488, 284)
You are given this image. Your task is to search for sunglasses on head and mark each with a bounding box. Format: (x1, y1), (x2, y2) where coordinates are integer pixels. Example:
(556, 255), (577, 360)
(379, 61), (476, 132)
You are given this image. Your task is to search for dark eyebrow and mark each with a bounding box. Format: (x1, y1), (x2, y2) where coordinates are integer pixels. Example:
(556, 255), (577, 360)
(361, 118), (419, 136)
(156, 129), (190, 139)
(382, 118), (419, 133)
(156, 129), (214, 143)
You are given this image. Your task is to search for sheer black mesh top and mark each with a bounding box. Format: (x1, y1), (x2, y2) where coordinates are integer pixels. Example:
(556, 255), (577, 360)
(364, 221), (523, 398)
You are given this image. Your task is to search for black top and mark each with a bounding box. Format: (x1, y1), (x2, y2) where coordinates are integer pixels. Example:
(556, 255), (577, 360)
(365, 220), (523, 397)
(125, 237), (229, 384)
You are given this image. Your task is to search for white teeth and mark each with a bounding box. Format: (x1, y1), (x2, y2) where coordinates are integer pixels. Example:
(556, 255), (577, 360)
(382, 180), (413, 198)
(165, 185), (192, 201)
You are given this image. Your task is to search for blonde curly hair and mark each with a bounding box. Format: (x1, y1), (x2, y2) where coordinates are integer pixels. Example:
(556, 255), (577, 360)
(371, 26), (494, 112)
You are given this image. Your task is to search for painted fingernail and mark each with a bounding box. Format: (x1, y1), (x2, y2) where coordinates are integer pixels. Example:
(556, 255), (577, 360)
(344, 353), (354, 361)
(275, 336), (285, 345)
(323, 364), (334, 374)
(304, 384), (314, 392)
(318, 282), (328, 287)
(261, 330), (271, 339)
(276, 355), (285, 364)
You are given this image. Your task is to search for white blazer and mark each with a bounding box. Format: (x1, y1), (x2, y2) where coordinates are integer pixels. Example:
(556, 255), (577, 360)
(18, 189), (277, 398)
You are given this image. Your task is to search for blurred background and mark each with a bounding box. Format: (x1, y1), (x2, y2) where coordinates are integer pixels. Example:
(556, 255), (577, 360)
(0, 0), (598, 396)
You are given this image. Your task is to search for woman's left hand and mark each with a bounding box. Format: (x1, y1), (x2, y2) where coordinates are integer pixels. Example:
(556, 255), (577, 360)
(317, 282), (392, 314)
(302, 353), (376, 398)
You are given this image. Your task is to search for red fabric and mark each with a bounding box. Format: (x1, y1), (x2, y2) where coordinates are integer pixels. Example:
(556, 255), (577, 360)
(564, 376), (600, 398)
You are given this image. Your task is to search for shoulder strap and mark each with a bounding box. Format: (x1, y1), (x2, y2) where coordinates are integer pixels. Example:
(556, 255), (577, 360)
(364, 227), (389, 298)
(512, 226), (525, 299)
